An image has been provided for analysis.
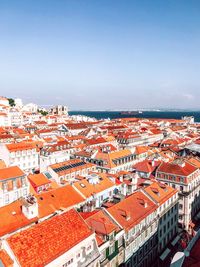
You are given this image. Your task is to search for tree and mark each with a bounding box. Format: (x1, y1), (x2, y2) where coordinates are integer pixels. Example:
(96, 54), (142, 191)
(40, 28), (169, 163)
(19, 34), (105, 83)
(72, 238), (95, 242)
(38, 109), (48, 116)
(8, 98), (15, 107)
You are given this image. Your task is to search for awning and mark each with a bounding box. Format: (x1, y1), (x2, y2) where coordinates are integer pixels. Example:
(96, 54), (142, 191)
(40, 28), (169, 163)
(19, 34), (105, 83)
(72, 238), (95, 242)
(171, 236), (181, 246)
(160, 248), (171, 261)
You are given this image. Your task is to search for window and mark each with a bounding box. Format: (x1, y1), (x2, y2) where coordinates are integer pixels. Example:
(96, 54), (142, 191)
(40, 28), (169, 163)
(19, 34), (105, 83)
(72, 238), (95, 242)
(87, 245), (92, 251)
(14, 191), (18, 200)
(5, 194), (9, 204)
(118, 237), (123, 247)
(159, 229), (162, 237)
(13, 179), (17, 189)
(23, 189), (27, 196)
(2, 182), (8, 191)
(76, 253), (81, 259)
(110, 243), (115, 254)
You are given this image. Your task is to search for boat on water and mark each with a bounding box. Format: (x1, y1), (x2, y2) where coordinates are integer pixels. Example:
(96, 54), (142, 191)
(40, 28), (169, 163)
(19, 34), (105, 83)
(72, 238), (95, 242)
(120, 111), (143, 115)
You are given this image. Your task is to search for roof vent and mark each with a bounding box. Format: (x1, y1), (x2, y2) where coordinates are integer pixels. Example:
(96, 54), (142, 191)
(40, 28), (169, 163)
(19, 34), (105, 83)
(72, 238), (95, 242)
(118, 209), (131, 220)
(137, 198), (148, 208)
(12, 211), (16, 215)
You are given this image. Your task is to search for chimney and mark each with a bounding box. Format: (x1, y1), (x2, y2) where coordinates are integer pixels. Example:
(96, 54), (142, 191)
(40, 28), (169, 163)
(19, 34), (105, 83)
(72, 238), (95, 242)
(22, 195), (38, 219)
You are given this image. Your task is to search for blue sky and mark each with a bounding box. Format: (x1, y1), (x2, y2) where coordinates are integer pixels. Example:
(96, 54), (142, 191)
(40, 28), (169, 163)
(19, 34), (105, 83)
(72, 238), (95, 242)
(0, 0), (200, 110)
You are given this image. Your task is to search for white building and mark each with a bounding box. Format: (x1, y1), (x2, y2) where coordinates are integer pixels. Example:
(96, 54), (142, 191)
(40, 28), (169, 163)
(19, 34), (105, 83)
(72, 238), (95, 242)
(22, 103), (38, 113)
(156, 158), (200, 231)
(0, 113), (11, 127)
(14, 98), (23, 109)
(0, 97), (9, 107)
(0, 166), (29, 207)
(0, 142), (39, 174)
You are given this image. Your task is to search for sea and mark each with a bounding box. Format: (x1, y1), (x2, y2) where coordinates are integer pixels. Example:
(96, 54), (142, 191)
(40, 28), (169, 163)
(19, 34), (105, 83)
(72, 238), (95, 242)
(69, 111), (200, 123)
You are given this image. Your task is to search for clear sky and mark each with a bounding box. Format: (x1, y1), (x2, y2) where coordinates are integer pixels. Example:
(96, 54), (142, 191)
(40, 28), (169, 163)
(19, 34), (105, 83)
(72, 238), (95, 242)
(0, 0), (200, 110)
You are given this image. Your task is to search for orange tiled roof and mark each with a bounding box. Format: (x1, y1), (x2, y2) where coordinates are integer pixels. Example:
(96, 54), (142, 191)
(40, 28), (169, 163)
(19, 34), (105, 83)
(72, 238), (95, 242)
(7, 209), (93, 267)
(0, 249), (14, 267)
(157, 160), (197, 177)
(107, 191), (157, 231)
(144, 181), (177, 205)
(6, 142), (37, 152)
(28, 173), (51, 187)
(73, 173), (115, 198)
(82, 209), (120, 236)
(36, 184), (85, 218)
(0, 166), (25, 181)
(95, 149), (132, 168)
(187, 157), (200, 168)
(135, 146), (149, 155)
(0, 200), (37, 237)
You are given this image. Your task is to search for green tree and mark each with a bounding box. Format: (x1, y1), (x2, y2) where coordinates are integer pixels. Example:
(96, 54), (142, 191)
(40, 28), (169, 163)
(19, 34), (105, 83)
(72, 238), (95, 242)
(8, 98), (15, 107)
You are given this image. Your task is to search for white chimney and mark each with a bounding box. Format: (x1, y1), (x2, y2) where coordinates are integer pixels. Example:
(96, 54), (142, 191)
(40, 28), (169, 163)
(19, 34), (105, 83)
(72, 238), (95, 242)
(22, 195), (38, 220)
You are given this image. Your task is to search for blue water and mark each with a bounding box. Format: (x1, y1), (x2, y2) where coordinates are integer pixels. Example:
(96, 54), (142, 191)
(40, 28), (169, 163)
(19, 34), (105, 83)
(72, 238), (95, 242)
(69, 111), (200, 122)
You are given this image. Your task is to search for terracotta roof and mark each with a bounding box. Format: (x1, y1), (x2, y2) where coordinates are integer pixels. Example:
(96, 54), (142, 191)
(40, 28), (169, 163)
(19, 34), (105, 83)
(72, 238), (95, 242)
(95, 149), (132, 168)
(135, 146), (149, 155)
(36, 184), (85, 218)
(187, 157), (200, 168)
(0, 200), (37, 237)
(0, 166), (25, 181)
(133, 160), (158, 174)
(81, 209), (120, 236)
(107, 191), (157, 231)
(28, 173), (51, 187)
(73, 173), (115, 198)
(143, 181), (177, 205)
(0, 249), (14, 267)
(6, 142), (37, 152)
(7, 209), (93, 267)
(157, 160), (197, 177)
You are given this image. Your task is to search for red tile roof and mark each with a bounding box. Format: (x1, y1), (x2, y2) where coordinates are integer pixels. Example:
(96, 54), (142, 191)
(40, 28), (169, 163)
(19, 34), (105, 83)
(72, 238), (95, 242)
(0, 166), (25, 181)
(81, 210), (120, 236)
(157, 160), (197, 177)
(28, 173), (51, 187)
(7, 209), (93, 267)
(0, 249), (14, 267)
(107, 191), (157, 231)
(6, 142), (37, 152)
(36, 185), (85, 218)
(0, 200), (37, 237)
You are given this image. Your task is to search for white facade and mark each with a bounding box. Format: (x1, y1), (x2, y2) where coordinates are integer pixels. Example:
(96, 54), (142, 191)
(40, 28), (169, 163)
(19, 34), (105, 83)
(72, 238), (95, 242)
(0, 172), (29, 207)
(14, 98), (23, 109)
(22, 103), (38, 113)
(0, 144), (39, 174)
(0, 97), (9, 106)
(0, 114), (11, 127)
(40, 151), (70, 172)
